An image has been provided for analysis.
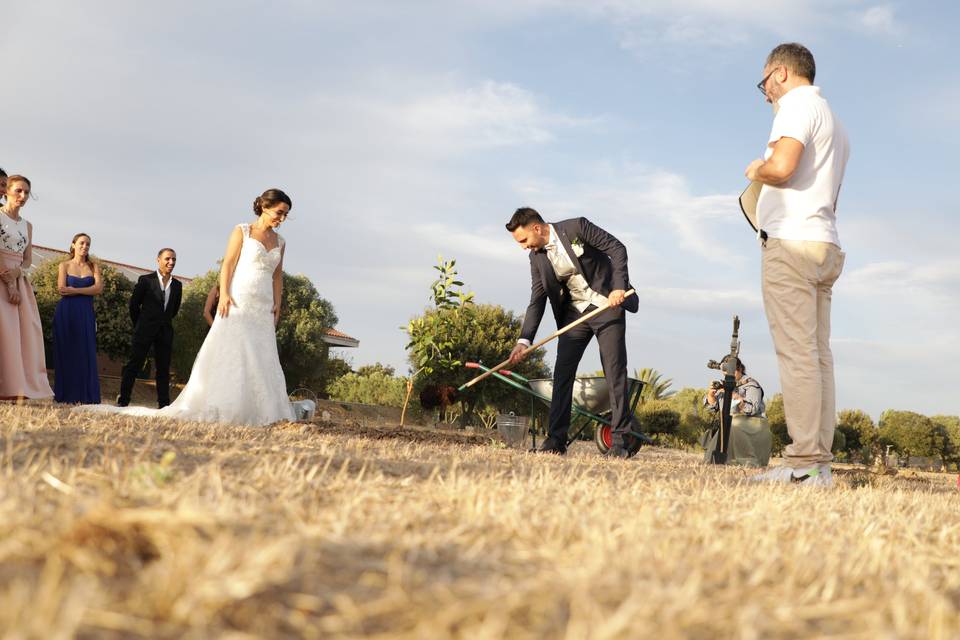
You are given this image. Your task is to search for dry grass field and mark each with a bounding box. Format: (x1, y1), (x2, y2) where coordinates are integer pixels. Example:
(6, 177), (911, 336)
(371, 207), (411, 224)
(2, 402), (959, 639)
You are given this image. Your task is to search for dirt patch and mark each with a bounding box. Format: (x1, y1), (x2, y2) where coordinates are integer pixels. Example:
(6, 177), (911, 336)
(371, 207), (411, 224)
(293, 419), (494, 448)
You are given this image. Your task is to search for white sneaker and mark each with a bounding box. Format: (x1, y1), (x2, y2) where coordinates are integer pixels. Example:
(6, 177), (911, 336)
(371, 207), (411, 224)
(752, 464), (833, 488)
(817, 463), (833, 485)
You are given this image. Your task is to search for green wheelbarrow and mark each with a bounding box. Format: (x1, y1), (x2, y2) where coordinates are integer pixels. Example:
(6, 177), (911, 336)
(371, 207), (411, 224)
(464, 362), (652, 455)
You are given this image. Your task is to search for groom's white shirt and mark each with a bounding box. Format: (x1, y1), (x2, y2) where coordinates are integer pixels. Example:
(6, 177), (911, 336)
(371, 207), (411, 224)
(156, 271), (173, 310)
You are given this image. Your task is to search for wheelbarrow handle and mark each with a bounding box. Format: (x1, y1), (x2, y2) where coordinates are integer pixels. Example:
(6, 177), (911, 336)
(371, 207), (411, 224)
(464, 362), (514, 376)
(459, 289), (636, 390)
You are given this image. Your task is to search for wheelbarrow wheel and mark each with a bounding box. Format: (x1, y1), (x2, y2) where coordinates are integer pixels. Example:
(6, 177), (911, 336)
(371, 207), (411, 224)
(595, 418), (650, 458)
(595, 424), (612, 454)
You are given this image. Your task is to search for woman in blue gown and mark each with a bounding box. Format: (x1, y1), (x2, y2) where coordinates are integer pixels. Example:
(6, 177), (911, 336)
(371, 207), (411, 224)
(53, 233), (103, 403)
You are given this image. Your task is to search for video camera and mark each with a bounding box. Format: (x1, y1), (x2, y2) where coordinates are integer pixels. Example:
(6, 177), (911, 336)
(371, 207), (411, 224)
(706, 356), (738, 382)
(704, 316), (741, 464)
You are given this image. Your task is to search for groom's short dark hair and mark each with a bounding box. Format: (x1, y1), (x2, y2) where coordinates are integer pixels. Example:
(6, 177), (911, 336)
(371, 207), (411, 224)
(505, 207), (544, 232)
(157, 247), (175, 257)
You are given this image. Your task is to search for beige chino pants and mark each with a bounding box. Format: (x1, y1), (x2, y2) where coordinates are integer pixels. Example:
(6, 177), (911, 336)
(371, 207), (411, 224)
(761, 238), (845, 467)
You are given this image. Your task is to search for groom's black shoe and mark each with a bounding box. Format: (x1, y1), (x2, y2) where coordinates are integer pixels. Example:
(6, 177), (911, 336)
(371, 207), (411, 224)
(116, 395), (129, 407)
(606, 432), (630, 459)
(606, 444), (630, 459)
(620, 419), (654, 458)
(531, 436), (567, 455)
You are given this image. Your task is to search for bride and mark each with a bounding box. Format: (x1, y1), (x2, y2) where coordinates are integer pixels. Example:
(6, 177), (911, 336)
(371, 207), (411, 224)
(85, 189), (296, 426)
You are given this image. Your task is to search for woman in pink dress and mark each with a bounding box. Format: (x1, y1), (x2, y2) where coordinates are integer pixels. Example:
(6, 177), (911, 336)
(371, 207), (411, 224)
(0, 175), (54, 400)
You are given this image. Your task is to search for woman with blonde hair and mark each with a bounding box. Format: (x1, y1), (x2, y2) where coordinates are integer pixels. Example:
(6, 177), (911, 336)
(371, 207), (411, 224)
(52, 233), (103, 403)
(0, 175), (54, 400)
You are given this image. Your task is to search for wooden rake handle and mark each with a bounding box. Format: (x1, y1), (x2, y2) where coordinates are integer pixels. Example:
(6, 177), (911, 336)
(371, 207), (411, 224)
(460, 289), (636, 390)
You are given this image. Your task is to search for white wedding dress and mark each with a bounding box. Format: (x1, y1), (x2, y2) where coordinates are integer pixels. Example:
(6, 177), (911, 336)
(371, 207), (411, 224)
(82, 223), (296, 426)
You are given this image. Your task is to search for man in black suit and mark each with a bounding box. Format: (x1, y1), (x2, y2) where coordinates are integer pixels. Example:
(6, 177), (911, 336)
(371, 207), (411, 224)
(117, 248), (183, 408)
(506, 208), (640, 457)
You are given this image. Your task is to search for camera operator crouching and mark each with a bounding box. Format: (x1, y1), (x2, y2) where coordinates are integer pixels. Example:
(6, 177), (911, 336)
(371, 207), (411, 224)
(701, 357), (772, 466)
(704, 357), (765, 418)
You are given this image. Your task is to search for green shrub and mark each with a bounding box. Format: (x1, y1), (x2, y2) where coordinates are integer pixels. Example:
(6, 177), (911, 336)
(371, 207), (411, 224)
(328, 371), (407, 407)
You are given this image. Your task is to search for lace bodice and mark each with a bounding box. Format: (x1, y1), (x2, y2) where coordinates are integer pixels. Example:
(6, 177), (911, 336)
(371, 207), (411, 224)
(0, 212), (28, 254)
(229, 223), (284, 315)
(239, 223), (284, 266)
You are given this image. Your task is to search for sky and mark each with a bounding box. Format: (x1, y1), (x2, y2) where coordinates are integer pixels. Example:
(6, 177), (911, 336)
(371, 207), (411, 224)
(3, 0), (958, 419)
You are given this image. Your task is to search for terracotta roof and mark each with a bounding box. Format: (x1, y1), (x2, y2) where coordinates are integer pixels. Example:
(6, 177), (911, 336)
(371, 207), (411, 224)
(28, 244), (358, 348)
(322, 327), (359, 347)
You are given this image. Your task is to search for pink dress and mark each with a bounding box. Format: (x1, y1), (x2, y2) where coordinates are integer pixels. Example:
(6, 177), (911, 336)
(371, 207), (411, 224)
(0, 212), (54, 399)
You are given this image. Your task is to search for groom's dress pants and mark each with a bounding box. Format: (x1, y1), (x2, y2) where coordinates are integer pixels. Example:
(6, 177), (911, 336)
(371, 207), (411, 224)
(119, 324), (174, 408)
(547, 304), (631, 444)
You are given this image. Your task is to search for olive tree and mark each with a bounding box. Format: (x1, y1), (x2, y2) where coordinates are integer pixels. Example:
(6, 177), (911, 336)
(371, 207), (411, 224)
(931, 415), (960, 469)
(878, 410), (945, 461)
(275, 273), (338, 391)
(836, 409), (877, 463)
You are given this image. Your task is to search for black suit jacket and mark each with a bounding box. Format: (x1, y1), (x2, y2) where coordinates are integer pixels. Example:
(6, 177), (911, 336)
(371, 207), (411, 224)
(519, 217), (638, 343)
(129, 273), (183, 336)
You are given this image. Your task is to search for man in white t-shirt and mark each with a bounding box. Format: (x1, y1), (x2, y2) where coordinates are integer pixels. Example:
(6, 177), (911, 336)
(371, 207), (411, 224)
(743, 43), (849, 487)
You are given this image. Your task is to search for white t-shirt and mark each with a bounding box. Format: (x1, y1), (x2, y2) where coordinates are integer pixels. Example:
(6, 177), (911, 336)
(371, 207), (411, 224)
(756, 85), (849, 246)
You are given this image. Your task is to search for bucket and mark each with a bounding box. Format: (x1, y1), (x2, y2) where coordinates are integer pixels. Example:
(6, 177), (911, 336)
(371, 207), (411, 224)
(289, 388), (318, 421)
(497, 412), (529, 448)
(292, 400), (316, 421)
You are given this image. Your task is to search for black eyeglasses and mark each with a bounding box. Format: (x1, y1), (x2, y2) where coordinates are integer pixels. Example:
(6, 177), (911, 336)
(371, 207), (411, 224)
(756, 69), (775, 96)
(757, 66), (783, 96)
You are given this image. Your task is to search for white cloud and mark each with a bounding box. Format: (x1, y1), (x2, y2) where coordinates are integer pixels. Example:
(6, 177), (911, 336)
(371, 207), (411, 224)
(389, 80), (598, 151)
(857, 4), (900, 36)
(409, 223), (518, 262)
(511, 165), (746, 262)
(287, 75), (600, 173)
(637, 285), (761, 312)
(462, 0), (907, 52)
(842, 259), (960, 311)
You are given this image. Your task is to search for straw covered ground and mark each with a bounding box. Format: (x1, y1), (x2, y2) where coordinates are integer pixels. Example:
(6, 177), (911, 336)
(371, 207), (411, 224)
(2, 402), (959, 639)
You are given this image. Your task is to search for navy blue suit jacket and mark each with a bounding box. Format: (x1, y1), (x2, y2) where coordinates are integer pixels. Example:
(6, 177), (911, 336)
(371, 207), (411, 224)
(519, 217), (637, 343)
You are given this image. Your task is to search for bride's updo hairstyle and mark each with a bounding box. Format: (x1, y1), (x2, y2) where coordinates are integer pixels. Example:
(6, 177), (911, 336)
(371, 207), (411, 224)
(253, 189), (292, 216)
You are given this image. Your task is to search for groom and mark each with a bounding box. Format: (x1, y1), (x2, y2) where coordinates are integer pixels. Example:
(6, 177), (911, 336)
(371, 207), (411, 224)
(117, 248), (183, 408)
(506, 208), (641, 458)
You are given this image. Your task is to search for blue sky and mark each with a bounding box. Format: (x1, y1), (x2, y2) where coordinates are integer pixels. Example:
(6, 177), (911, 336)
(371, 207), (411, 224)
(4, 1), (958, 418)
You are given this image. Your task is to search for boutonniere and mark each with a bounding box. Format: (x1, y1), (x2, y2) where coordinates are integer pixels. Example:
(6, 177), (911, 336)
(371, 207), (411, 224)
(569, 237), (585, 257)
